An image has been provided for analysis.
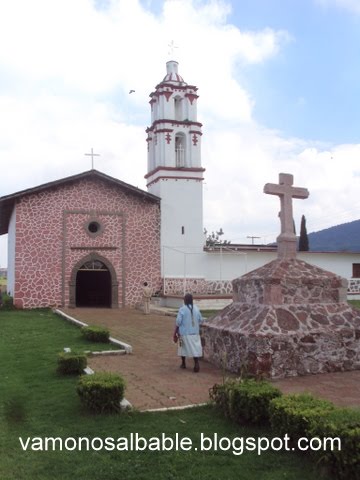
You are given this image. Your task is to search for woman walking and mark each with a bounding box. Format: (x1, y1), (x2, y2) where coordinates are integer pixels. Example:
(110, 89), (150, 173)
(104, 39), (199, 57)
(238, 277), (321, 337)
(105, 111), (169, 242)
(174, 293), (203, 372)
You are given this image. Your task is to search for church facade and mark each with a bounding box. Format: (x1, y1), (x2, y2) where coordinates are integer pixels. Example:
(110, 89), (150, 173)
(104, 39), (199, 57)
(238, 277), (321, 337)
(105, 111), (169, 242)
(0, 171), (161, 308)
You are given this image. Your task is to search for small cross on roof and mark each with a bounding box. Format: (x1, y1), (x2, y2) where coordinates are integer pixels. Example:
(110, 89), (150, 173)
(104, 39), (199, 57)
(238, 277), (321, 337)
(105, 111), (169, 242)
(85, 148), (100, 170)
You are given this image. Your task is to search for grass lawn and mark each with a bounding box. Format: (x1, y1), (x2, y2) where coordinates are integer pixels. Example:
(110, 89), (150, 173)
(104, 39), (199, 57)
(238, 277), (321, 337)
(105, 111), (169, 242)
(349, 299), (360, 309)
(0, 309), (320, 480)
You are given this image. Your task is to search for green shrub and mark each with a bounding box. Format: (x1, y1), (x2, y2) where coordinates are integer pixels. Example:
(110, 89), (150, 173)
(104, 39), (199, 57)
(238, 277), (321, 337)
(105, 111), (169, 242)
(77, 372), (126, 414)
(269, 393), (335, 440)
(57, 352), (87, 375)
(81, 325), (110, 343)
(209, 380), (237, 418)
(308, 407), (360, 480)
(1, 293), (15, 310)
(210, 378), (282, 425)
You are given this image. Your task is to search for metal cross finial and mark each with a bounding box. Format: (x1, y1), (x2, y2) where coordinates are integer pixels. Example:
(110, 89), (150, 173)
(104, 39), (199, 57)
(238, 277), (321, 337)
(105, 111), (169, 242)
(264, 173), (309, 259)
(168, 40), (178, 56)
(85, 148), (100, 170)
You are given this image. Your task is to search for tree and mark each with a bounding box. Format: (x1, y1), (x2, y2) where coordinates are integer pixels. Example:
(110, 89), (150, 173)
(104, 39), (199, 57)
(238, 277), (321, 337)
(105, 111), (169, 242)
(204, 228), (231, 247)
(299, 215), (309, 251)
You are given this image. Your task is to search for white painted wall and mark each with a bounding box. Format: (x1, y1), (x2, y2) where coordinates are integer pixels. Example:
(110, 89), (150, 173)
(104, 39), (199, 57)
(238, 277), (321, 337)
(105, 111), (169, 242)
(298, 252), (358, 279)
(162, 246), (360, 285)
(7, 207), (16, 295)
(203, 249), (360, 282)
(159, 179), (204, 277)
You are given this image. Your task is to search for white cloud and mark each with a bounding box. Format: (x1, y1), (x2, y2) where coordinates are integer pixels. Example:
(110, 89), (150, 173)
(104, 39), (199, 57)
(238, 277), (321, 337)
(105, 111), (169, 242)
(0, 0), (288, 190)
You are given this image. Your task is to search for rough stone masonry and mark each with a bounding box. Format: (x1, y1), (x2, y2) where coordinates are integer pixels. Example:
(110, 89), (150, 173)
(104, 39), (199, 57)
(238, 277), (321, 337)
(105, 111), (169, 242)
(202, 173), (360, 378)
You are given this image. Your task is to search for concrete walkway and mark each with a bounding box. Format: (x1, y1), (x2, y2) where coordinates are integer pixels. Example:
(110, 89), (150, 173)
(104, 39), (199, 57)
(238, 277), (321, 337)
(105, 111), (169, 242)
(61, 308), (360, 411)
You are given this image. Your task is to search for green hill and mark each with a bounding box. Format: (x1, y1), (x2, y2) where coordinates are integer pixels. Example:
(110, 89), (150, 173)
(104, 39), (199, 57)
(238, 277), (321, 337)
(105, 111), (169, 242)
(308, 219), (360, 252)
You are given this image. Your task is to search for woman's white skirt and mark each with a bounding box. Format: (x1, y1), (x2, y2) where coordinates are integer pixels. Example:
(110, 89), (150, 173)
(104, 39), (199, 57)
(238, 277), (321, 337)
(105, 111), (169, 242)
(178, 334), (202, 358)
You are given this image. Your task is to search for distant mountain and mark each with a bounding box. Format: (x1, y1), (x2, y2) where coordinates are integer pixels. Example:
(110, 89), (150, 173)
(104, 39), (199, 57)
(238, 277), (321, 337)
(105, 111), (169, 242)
(308, 219), (360, 252)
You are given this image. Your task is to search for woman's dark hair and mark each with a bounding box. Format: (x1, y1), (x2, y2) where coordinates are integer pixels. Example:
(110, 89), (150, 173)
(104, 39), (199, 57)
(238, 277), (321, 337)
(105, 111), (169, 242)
(184, 293), (193, 307)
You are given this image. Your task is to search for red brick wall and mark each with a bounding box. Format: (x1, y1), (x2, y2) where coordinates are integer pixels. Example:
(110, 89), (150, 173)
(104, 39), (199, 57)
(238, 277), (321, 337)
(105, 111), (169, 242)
(13, 177), (161, 308)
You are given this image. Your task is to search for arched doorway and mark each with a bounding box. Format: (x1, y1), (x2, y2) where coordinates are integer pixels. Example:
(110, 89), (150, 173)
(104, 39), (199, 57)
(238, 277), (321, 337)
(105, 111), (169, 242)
(69, 254), (119, 308)
(76, 260), (111, 307)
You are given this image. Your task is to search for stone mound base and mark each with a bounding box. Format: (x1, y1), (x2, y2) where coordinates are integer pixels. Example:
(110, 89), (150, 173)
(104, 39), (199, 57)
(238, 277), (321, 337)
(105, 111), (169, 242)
(202, 258), (360, 379)
(202, 302), (360, 378)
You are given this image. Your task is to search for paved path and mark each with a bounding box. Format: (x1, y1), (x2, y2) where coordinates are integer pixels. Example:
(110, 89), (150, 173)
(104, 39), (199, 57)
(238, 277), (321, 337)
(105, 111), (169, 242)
(61, 308), (360, 411)
(272, 370), (360, 408)
(62, 308), (230, 411)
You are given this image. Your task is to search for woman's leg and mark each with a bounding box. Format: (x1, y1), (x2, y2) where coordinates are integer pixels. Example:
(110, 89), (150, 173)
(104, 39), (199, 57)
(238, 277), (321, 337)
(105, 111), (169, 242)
(180, 356), (186, 368)
(193, 357), (200, 372)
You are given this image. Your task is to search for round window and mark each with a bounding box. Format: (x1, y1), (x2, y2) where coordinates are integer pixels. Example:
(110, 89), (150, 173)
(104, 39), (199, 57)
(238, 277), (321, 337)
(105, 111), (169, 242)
(86, 220), (103, 237)
(88, 221), (100, 234)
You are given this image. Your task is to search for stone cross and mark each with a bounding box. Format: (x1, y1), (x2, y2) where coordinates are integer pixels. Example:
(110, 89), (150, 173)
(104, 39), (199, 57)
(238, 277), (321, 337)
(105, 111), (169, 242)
(264, 173), (309, 259)
(85, 148), (100, 170)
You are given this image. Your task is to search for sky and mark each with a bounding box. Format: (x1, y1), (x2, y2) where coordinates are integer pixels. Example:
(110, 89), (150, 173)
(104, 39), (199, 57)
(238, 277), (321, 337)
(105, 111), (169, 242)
(1, 0), (360, 267)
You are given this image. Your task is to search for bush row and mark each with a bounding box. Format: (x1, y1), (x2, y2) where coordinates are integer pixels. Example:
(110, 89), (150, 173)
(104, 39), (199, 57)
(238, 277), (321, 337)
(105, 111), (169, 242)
(56, 324), (124, 414)
(56, 325), (110, 374)
(210, 378), (360, 479)
(57, 351), (125, 413)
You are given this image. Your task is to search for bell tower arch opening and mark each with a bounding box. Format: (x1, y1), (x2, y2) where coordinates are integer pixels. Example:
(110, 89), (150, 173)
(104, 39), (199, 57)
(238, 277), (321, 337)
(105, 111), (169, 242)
(175, 133), (186, 167)
(174, 95), (183, 121)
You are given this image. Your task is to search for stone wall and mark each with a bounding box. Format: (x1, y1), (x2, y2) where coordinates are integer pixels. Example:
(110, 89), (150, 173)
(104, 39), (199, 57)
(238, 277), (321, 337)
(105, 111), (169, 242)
(163, 278), (232, 296)
(164, 273), (360, 298)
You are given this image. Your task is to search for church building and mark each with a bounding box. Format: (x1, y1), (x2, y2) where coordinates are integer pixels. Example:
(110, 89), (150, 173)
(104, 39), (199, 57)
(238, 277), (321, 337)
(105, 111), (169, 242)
(0, 171), (161, 308)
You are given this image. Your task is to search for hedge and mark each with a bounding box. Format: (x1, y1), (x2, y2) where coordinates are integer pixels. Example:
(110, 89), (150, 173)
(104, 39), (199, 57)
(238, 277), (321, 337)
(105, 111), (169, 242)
(210, 378), (282, 425)
(77, 372), (126, 414)
(210, 381), (360, 479)
(308, 407), (360, 479)
(81, 325), (110, 343)
(57, 352), (87, 375)
(269, 393), (360, 479)
(269, 393), (335, 440)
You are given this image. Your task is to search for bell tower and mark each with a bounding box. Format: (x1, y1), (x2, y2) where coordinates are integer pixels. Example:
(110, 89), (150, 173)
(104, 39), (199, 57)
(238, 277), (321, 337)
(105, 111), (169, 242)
(145, 61), (205, 281)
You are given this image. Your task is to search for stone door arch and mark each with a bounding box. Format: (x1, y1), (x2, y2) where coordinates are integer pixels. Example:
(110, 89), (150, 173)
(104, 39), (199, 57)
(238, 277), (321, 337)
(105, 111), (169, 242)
(69, 253), (119, 308)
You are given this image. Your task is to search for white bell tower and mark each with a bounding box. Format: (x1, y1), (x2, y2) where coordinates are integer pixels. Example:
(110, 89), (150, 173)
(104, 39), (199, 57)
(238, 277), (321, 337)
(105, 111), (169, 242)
(145, 61), (205, 281)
